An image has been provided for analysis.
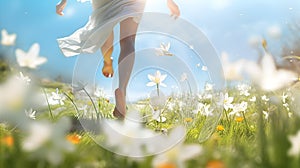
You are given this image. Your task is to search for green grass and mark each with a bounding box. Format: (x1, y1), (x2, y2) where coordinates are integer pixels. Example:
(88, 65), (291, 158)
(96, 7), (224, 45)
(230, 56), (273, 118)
(1, 79), (300, 168)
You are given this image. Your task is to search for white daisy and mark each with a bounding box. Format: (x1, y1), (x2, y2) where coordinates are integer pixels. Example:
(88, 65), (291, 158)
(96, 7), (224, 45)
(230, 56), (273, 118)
(16, 43), (47, 69)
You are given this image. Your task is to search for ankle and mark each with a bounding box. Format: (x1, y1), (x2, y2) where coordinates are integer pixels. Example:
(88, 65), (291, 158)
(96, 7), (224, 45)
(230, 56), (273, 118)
(104, 59), (113, 65)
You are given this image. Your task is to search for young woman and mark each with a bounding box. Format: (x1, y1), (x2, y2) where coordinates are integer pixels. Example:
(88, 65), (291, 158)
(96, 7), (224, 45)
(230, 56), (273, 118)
(56, 0), (180, 119)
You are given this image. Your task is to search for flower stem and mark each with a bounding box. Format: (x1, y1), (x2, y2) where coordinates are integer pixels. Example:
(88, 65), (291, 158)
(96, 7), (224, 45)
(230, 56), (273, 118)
(159, 115), (162, 130)
(63, 92), (80, 117)
(42, 88), (54, 121)
(156, 84), (160, 96)
(82, 88), (102, 119)
(186, 80), (192, 95)
(242, 111), (250, 131)
(224, 110), (230, 124)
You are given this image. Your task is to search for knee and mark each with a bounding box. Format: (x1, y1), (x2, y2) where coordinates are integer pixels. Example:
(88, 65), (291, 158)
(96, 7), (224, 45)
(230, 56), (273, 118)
(120, 36), (135, 51)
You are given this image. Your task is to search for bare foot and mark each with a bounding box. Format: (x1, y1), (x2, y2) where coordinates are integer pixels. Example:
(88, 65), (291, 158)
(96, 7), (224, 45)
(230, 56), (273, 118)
(56, 0), (67, 16)
(113, 88), (126, 119)
(102, 60), (114, 78)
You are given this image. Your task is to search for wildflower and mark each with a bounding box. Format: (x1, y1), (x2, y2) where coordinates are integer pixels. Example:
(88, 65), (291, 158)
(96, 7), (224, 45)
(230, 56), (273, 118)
(152, 127), (202, 168)
(192, 102), (204, 114)
(206, 160), (226, 168)
(22, 121), (52, 151)
(249, 96), (256, 102)
(235, 117), (244, 122)
(15, 43), (47, 69)
(25, 108), (36, 120)
(221, 52), (246, 81)
(261, 95), (269, 102)
(147, 70), (167, 87)
(153, 110), (167, 123)
(48, 88), (66, 105)
(201, 104), (213, 117)
(22, 118), (74, 165)
(262, 111), (269, 120)
(94, 87), (105, 98)
(237, 83), (251, 97)
(205, 83), (214, 91)
(156, 42), (174, 56)
(223, 93), (233, 111)
(1, 29), (16, 46)
(0, 75), (29, 113)
(184, 118), (193, 122)
(288, 130), (300, 157)
(203, 93), (213, 99)
(1, 135), (14, 147)
(101, 112), (159, 157)
(282, 92), (288, 103)
(66, 134), (82, 144)
(167, 101), (176, 111)
(216, 125), (225, 131)
(229, 101), (248, 116)
(283, 103), (290, 111)
(244, 53), (297, 91)
(17, 72), (31, 85)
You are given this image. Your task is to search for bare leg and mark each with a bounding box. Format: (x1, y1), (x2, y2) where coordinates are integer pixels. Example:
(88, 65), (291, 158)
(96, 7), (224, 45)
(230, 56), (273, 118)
(101, 31), (114, 78)
(113, 18), (139, 119)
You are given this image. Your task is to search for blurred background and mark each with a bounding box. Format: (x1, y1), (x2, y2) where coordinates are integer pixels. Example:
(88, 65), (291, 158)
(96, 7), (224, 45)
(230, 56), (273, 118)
(1, 0), (300, 100)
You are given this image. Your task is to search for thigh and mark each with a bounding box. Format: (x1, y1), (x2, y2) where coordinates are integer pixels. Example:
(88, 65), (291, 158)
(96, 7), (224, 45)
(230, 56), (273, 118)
(92, 0), (111, 10)
(120, 17), (139, 41)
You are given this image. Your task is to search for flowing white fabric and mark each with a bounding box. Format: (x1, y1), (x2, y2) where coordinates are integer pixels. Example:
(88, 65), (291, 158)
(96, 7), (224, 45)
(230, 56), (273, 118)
(57, 0), (146, 57)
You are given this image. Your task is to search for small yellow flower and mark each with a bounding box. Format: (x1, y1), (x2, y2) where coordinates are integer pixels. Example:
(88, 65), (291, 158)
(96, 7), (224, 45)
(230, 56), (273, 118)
(1, 135), (14, 147)
(66, 134), (82, 144)
(216, 125), (225, 131)
(262, 39), (267, 51)
(184, 117), (193, 122)
(235, 117), (244, 122)
(206, 160), (226, 168)
(156, 163), (177, 168)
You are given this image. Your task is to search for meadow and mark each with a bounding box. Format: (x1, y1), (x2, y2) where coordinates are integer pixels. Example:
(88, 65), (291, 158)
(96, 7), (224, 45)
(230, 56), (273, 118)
(1, 28), (300, 168)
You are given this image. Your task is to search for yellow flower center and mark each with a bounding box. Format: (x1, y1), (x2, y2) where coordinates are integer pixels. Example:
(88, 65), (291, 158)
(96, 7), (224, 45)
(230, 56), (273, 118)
(184, 117), (193, 122)
(235, 117), (244, 122)
(216, 125), (225, 131)
(154, 77), (161, 84)
(66, 134), (81, 144)
(2, 135), (14, 147)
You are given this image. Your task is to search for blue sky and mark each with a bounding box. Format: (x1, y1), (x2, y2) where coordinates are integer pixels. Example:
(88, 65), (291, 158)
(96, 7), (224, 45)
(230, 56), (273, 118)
(0, 0), (300, 100)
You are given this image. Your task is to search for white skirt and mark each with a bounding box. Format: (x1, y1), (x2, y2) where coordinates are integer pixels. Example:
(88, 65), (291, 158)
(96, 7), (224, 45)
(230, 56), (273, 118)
(57, 0), (146, 57)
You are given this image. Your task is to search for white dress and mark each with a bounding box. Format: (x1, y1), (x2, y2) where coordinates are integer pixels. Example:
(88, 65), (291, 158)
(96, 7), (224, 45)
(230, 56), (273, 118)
(57, 0), (146, 57)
